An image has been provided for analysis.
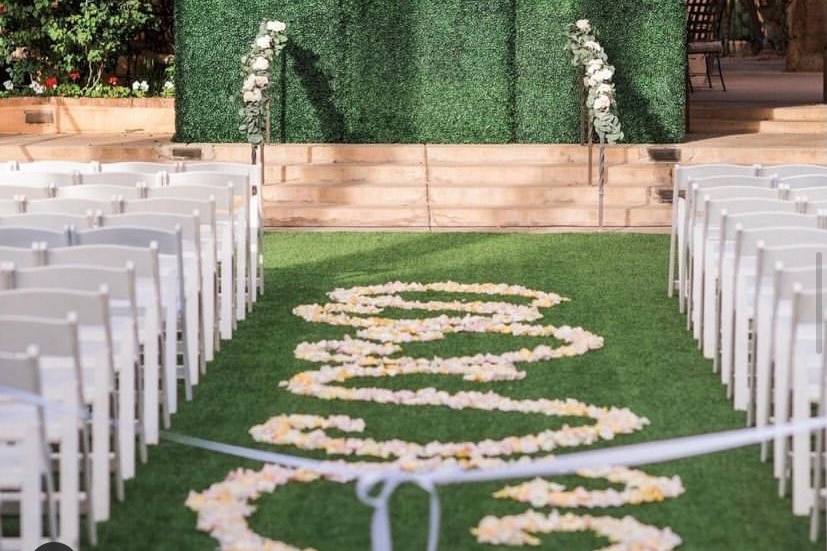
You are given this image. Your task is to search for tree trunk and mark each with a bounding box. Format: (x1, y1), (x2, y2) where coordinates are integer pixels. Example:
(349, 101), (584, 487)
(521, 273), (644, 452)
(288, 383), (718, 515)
(786, 0), (826, 71)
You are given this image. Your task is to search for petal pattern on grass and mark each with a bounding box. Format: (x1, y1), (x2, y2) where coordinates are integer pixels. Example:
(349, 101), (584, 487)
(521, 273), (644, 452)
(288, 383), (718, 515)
(187, 281), (684, 550)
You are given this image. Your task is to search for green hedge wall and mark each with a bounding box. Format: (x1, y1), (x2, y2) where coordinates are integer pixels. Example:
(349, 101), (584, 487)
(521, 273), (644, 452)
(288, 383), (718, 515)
(174, 0), (685, 143)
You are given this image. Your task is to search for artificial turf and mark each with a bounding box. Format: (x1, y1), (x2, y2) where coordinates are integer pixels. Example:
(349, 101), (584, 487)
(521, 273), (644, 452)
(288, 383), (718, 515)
(94, 232), (819, 550)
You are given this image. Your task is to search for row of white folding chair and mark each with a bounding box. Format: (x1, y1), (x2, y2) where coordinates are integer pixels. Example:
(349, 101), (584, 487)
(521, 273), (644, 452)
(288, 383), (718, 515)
(0, 227), (191, 413)
(0, 347), (59, 550)
(0, 285), (120, 536)
(2, 161), (260, 308)
(713, 241), (827, 516)
(684, 186), (789, 330)
(5, 174), (246, 329)
(0, 235), (186, 532)
(0, 200), (218, 360)
(719, 225), (826, 404)
(0, 193), (229, 346)
(0, 211), (205, 376)
(669, 164), (827, 298)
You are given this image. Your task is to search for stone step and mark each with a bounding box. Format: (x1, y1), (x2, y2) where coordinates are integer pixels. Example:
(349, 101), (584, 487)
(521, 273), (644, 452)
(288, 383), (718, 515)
(691, 103), (827, 122)
(263, 202), (671, 228)
(264, 181), (660, 208)
(263, 182), (427, 205)
(689, 118), (827, 135)
(430, 205), (671, 227)
(426, 144), (633, 165)
(263, 203), (429, 227)
(427, 163), (671, 187)
(428, 184), (655, 206)
(284, 163), (426, 184)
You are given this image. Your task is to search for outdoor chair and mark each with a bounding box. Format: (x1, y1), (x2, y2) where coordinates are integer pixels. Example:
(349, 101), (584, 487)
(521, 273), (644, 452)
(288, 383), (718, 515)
(686, 0), (727, 91)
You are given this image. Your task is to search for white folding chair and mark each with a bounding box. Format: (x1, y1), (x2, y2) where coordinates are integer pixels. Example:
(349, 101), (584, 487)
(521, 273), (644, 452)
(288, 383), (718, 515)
(80, 172), (162, 189)
(1, 171), (77, 188)
(669, 164), (759, 298)
(74, 227), (192, 414)
(0, 346), (58, 550)
(778, 286), (825, 515)
(715, 212), (822, 388)
(0, 198), (23, 215)
(0, 226), (71, 248)
(796, 191), (827, 204)
(46, 244), (166, 442)
(0, 288), (119, 523)
(686, 187), (785, 338)
(0, 213), (96, 231)
(681, 175), (776, 315)
(16, 161), (98, 174)
(169, 171), (251, 319)
(766, 269), (820, 486)
(10, 264), (145, 480)
(761, 164), (827, 179)
(101, 213), (203, 381)
(183, 162), (262, 300)
(0, 316), (95, 547)
(57, 183), (145, 202)
(26, 197), (119, 216)
(701, 200), (801, 362)
(124, 198), (218, 361)
(0, 184), (54, 200)
(731, 242), (827, 414)
(148, 184), (235, 339)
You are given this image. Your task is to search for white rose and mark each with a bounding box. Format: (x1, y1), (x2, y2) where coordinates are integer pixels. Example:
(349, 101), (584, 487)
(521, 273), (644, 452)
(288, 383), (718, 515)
(30, 82), (44, 95)
(3, 80), (13, 91)
(140, 81), (149, 92)
(252, 57), (270, 71)
(266, 20), (286, 33)
(243, 89), (262, 103)
(132, 81), (140, 91)
(243, 75), (256, 91)
(254, 75), (269, 87)
(163, 81), (174, 90)
(594, 67), (615, 82)
(575, 19), (591, 32)
(586, 59), (604, 75)
(592, 95), (611, 111)
(584, 40), (602, 52)
(595, 83), (614, 95)
(256, 35), (272, 49)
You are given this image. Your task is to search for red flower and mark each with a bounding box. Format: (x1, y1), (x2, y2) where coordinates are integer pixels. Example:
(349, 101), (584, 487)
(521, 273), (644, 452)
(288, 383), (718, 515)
(107, 75), (119, 86)
(44, 76), (58, 89)
(69, 71), (80, 82)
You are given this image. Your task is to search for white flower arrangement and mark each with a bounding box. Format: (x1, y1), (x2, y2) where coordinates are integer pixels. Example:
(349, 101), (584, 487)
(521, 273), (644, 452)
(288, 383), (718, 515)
(131, 80), (150, 97)
(565, 19), (624, 144)
(2, 80), (12, 92)
(29, 81), (44, 95)
(186, 281), (683, 550)
(239, 20), (288, 145)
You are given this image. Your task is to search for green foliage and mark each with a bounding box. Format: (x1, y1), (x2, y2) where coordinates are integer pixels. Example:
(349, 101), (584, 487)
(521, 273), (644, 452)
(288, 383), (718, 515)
(175, 0), (686, 144)
(0, 0), (155, 89)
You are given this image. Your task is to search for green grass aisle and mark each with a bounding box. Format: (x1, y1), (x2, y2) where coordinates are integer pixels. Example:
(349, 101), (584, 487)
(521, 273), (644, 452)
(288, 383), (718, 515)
(96, 232), (819, 550)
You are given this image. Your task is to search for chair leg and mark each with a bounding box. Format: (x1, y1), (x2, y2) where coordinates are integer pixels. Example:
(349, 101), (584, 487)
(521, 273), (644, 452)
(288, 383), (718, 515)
(705, 55), (713, 88)
(716, 54), (727, 91)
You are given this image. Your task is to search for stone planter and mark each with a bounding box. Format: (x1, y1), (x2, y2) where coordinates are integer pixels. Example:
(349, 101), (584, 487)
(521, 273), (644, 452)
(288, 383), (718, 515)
(0, 97), (175, 135)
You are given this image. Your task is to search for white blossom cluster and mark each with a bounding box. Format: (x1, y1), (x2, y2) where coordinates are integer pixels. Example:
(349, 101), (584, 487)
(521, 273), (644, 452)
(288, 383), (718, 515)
(565, 19), (624, 143)
(240, 20), (288, 144)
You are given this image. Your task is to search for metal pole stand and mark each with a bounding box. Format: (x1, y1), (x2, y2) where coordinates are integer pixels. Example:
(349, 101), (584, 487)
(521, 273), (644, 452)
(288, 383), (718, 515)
(598, 139), (606, 229)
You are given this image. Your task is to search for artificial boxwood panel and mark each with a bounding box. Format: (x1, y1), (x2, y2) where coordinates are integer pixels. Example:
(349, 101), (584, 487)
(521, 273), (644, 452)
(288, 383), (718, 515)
(175, 0), (685, 144)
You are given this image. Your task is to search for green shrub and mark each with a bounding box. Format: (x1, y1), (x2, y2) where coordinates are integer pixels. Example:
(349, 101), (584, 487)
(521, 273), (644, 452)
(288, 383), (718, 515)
(175, 0), (686, 144)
